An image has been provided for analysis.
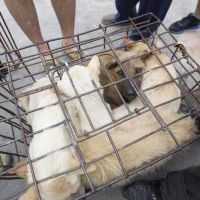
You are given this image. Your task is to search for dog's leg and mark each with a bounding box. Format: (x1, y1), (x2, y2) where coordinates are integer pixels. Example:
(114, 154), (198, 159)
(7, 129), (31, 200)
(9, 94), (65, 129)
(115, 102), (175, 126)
(11, 160), (27, 179)
(19, 186), (36, 200)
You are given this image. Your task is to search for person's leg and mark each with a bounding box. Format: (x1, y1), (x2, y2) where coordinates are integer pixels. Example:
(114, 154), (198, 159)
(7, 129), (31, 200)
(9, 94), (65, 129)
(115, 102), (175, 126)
(161, 166), (200, 200)
(101, 0), (139, 25)
(195, 0), (200, 18)
(115, 0), (139, 21)
(138, 0), (172, 32)
(51, 0), (75, 47)
(122, 166), (200, 200)
(4, 0), (49, 53)
(138, 0), (172, 22)
(129, 0), (172, 40)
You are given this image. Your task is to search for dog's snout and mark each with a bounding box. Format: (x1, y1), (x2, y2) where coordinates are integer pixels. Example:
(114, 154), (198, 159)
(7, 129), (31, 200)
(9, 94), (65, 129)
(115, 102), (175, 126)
(124, 87), (136, 102)
(121, 81), (137, 102)
(126, 91), (136, 102)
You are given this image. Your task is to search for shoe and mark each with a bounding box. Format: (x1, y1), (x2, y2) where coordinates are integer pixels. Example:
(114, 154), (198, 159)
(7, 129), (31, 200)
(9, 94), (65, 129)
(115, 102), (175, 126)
(101, 13), (130, 25)
(65, 50), (87, 60)
(41, 56), (60, 70)
(169, 13), (200, 34)
(122, 180), (162, 200)
(129, 28), (152, 41)
(61, 41), (87, 60)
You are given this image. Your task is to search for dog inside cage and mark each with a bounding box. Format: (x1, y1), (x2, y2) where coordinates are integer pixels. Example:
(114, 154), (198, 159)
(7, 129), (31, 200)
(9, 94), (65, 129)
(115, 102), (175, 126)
(0, 13), (200, 200)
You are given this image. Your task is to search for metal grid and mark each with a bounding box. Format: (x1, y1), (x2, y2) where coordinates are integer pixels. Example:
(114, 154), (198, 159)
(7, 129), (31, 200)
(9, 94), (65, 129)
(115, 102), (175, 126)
(0, 12), (200, 200)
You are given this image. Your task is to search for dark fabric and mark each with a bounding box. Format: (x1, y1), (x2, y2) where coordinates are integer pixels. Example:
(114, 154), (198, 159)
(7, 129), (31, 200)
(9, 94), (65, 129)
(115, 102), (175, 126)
(122, 181), (153, 200)
(137, 0), (172, 22)
(115, 0), (139, 21)
(115, 0), (172, 34)
(161, 166), (200, 200)
(122, 180), (162, 200)
(115, 0), (172, 21)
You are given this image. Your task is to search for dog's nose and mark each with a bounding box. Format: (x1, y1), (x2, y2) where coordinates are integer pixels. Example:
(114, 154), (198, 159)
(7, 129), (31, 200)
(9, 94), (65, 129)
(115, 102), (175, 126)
(126, 93), (136, 102)
(124, 90), (136, 102)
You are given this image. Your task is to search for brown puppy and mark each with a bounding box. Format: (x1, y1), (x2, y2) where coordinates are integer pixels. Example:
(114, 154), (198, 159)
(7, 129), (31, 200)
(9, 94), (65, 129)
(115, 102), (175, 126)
(98, 50), (147, 109)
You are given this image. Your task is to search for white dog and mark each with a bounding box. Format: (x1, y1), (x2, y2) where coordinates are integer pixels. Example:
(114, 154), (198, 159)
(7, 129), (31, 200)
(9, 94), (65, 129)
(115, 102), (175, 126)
(19, 56), (112, 200)
(17, 46), (198, 200)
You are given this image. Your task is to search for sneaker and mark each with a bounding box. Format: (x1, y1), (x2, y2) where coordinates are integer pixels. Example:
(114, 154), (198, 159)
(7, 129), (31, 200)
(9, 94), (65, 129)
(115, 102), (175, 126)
(169, 13), (200, 34)
(101, 13), (130, 25)
(122, 180), (162, 200)
(129, 28), (152, 41)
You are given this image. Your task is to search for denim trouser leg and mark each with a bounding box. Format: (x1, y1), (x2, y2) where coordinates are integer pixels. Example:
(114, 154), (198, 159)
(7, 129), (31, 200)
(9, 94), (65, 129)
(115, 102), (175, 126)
(161, 166), (200, 200)
(115, 0), (139, 21)
(138, 0), (172, 32)
(129, 0), (172, 40)
(138, 0), (172, 22)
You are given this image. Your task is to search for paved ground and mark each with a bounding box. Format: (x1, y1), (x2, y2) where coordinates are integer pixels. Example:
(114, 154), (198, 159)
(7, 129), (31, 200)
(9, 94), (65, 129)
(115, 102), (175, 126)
(0, 0), (200, 199)
(1, 0), (199, 58)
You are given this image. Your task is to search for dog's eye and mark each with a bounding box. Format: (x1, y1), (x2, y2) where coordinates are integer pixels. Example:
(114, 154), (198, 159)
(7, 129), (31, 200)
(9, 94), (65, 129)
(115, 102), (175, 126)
(135, 67), (143, 74)
(117, 69), (124, 76)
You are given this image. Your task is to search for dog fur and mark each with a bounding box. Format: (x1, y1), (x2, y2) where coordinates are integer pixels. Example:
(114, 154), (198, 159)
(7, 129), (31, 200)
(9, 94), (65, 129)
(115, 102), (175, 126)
(75, 40), (197, 189)
(16, 41), (198, 200)
(19, 75), (82, 200)
(97, 50), (145, 109)
(19, 57), (112, 200)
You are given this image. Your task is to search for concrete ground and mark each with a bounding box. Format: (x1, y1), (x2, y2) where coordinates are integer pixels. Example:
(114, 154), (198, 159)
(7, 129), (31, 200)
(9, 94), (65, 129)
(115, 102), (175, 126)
(0, 0), (200, 200)
(0, 0), (199, 61)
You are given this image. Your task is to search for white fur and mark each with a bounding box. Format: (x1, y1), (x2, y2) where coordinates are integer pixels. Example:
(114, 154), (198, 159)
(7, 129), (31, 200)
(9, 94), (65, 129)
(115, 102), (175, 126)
(57, 56), (112, 134)
(19, 58), (112, 200)
(113, 50), (181, 119)
(19, 48), (197, 199)
(76, 49), (197, 189)
(19, 76), (81, 200)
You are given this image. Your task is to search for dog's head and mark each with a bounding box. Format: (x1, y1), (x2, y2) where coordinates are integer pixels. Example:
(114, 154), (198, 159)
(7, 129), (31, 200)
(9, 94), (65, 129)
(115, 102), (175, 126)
(97, 47), (151, 109)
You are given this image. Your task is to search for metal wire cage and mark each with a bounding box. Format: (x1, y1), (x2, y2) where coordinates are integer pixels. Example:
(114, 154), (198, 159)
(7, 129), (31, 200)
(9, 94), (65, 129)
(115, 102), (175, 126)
(0, 12), (200, 200)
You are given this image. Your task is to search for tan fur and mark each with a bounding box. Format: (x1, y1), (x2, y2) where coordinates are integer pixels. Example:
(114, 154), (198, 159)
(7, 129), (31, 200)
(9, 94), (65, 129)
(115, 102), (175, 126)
(20, 186), (36, 200)
(98, 51), (145, 108)
(78, 40), (197, 188)
(15, 41), (198, 199)
(78, 113), (197, 188)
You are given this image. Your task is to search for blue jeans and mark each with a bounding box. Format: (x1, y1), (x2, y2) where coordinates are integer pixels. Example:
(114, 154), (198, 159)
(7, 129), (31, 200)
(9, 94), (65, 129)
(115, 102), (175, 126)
(115, 0), (172, 39)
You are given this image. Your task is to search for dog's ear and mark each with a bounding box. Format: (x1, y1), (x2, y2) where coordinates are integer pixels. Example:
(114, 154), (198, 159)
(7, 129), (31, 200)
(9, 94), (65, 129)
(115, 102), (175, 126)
(124, 38), (136, 50)
(18, 96), (29, 112)
(88, 55), (100, 69)
(106, 62), (118, 69)
(87, 56), (101, 82)
(87, 55), (101, 75)
(135, 67), (143, 74)
(140, 50), (152, 61)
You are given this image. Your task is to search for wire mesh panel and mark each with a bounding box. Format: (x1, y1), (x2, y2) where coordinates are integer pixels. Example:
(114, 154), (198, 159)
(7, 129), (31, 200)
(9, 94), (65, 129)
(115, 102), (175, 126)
(0, 13), (200, 200)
